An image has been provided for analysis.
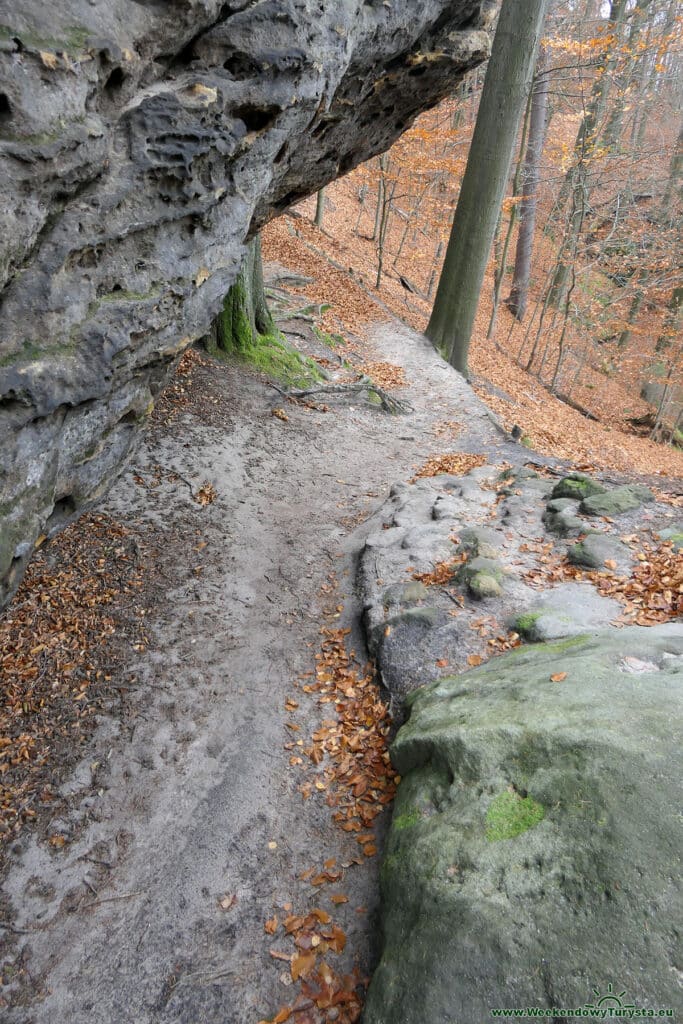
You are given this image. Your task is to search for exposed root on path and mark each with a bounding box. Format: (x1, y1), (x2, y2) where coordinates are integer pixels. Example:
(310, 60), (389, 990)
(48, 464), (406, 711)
(268, 380), (412, 415)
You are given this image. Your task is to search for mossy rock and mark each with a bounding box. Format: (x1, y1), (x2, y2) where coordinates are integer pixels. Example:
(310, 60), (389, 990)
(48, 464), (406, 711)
(542, 507), (585, 536)
(485, 789), (545, 841)
(468, 572), (502, 599)
(567, 533), (631, 571)
(458, 556), (503, 585)
(581, 484), (655, 517)
(658, 526), (683, 551)
(551, 473), (607, 501)
(512, 583), (620, 641)
(457, 557), (504, 599)
(364, 625), (683, 1024)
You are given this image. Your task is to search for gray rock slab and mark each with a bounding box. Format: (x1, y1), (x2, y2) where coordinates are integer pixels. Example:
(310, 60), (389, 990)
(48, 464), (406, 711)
(581, 484), (655, 517)
(512, 582), (621, 641)
(365, 624), (683, 1024)
(371, 608), (465, 697)
(567, 532), (633, 572)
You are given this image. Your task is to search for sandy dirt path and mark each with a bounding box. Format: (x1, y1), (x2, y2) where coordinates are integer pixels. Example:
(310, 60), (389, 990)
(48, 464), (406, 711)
(2, 319), (521, 1024)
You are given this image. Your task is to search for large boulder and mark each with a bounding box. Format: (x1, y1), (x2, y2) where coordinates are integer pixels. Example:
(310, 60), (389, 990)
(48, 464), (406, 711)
(0, 1), (494, 608)
(581, 484), (655, 517)
(364, 624), (683, 1024)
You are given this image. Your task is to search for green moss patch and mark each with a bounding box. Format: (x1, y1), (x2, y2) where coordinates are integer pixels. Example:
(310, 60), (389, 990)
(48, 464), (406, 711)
(243, 331), (322, 387)
(515, 611), (542, 637)
(485, 789), (545, 841)
(392, 809), (421, 831)
(313, 325), (346, 349)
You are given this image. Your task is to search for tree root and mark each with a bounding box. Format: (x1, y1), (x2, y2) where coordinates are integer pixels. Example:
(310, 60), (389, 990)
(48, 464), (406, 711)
(268, 378), (412, 414)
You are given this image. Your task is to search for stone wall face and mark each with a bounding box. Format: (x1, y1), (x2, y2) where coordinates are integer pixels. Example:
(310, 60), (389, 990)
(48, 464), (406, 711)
(0, 0), (492, 607)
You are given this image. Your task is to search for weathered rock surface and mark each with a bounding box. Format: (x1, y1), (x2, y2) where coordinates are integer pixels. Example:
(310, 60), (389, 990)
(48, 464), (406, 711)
(512, 581), (621, 641)
(0, 0), (494, 607)
(359, 463), (680, 699)
(567, 531), (633, 572)
(580, 483), (655, 517)
(364, 625), (683, 1024)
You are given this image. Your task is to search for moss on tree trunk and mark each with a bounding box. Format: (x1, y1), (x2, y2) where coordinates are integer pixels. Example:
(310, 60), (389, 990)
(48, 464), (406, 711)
(206, 235), (273, 355)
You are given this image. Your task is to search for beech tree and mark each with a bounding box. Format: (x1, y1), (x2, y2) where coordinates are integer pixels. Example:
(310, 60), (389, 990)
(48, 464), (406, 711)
(205, 235), (273, 354)
(507, 47), (550, 321)
(426, 0), (550, 377)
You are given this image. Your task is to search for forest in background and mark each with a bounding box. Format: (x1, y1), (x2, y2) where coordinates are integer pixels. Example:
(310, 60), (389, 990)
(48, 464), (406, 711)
(285, 0), (682, 476)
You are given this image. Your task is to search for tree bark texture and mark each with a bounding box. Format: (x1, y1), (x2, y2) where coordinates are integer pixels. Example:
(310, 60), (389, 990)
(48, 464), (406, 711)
(425, 0), (550, 377)
(507, 51), (549, 321)
(206, 236), (273, 354)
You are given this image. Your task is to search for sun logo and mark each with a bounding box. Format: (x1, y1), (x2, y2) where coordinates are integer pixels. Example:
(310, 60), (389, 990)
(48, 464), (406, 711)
(584, 982), (636, 1011)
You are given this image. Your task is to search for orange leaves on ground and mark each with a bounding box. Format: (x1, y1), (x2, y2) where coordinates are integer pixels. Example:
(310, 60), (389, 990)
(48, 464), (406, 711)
(467, 654), (483, 667)
(176, 347), (205, 375)
(194, 482), (217, 506)
(524, 538), (682, 626)
(0, 514), (145, 842)
(297, 626), (397, 847)
(266, 589), (392, 1023)
(582, 540), (683, 625)
(412, 555), (466, 587)
(550, 672), (568, 683)
(292, 952), (317, 981)
(272, 408), (290, 422)
(357, 362), (407, 390)
(432, 419), (463, 439)
(411, 453), (487, 481)
(264, 906), (363, 1023)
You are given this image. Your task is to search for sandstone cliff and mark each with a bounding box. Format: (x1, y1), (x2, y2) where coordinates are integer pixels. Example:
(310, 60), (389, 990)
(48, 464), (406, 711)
(0, 0), (493, 606)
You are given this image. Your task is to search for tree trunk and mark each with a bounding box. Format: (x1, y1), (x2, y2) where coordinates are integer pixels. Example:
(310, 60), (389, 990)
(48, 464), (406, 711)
(661, 120), (683, 218)
(655, 285), (683, 353)
(487, 80), (536, 340)
(507, 50), (549, 321)
(601, 0), (653, 151)
(426, 0), (549, 377)
(314, 188), (325, 228)
(372, 155), (388, 241)
(205, 235), (273, 354)
(618, 285), (644, 349)
(550, 0), (629, 223)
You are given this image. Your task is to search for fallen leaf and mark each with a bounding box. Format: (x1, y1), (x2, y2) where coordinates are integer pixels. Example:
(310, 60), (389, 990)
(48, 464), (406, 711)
(467, 654), (483, 667)
(269, 950), (293, 963)
(291, 951), (316, 981)
(550, 672), (567, 682)
(272, 408), (289, 422)
(218, 893), (237, 910)
(195, 482), (217, 506)
(265, 916), (278, 934)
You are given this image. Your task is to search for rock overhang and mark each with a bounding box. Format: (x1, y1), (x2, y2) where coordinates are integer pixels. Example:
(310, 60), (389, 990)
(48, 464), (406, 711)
(0, 0), (495, 606)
